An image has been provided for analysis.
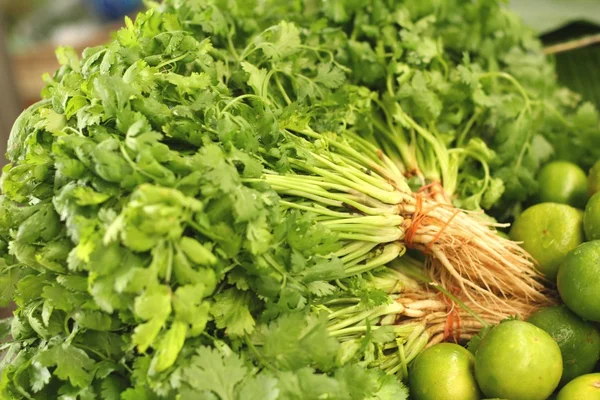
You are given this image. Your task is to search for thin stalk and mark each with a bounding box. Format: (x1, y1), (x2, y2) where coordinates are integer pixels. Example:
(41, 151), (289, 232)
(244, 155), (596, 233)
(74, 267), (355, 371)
(274, 73), (292, 105)
(278, 200), (351, 218)
(262, 174), (359, 194)
(397, 339), (409, 378)
(456, 108), (483, 147)
(371, 110), (416, 174)
(296, 128), (408, 189)
(320, 215), (404, 228)
(344, 243), (406, 276)
(219, 94), (263, 115)
(479, 71), (532, 109)
(338, 231), (402, 243)
(328, 302), (405, 332)
(329, 324), (382, 337)
(343, 252), (372, 269)
(340, 243), (380, 264)
(269, 184), (397, 216)
(404, 332), (429, 361)
(289, 158), (404, 205)
(335, 241), (378, 259)
(246, 337), (277, 373)
(392, 107), (451, 190)
(448, 148), (491, 201)
(330, 226), (402, 237)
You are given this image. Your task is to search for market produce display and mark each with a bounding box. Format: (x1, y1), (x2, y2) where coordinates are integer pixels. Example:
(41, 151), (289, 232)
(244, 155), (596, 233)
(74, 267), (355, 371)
(527, 305), (600, 386)
(1, 0), (600, 399)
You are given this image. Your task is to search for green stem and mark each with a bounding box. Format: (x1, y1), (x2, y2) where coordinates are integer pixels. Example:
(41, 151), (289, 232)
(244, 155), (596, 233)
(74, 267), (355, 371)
(274, 73), (292, 105)
(479, 71), (532, 109)
(296, 128), (407, 189)
(329, 324), (380, 337)
(326, 304), (361, 320)
(404, 332), (429, 363)
(456, 108), (483, 147)
(219, 94), (263, 115)
(310, 152), (400, 197)
(397, 338), (409, 378)
(340, 243), (382, 265)
(539, 101), (572, 128)
(448, 148), (491, 200)
(393, 106), (451, 190)
(289, 158), (404, 205)
(226, 27), (240, 63)
(371, 108), (416, 173)
(278, 200), (351, 218)
(328, 302), (404, 332)
(267, 179), (397, 216)
(246, 337), (277, 373)
(344, 243), (405, 276)
(156, 52), (189, 69)
(338, 231), (402, 243)
(320, 215), (404, 228)
(335, 241), (377, 259)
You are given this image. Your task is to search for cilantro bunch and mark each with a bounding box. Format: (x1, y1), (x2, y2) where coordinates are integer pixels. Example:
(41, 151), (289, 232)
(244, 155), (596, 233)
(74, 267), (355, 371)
(185, 0), (600, 218)
(0, 5), (420, 399)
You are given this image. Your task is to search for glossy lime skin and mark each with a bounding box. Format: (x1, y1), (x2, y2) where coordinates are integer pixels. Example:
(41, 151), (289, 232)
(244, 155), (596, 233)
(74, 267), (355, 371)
(537, 161), (588, 208)
(528, 305), (600, 385)
(474, 320), (563, 400)
(584, 192), (600, 241)
(557, 373), (600, 400)
(409, 343), (482, 400)
(589, 160), (600, 196)
(510, 203), (584, 282)
(558, 241), (600, 322)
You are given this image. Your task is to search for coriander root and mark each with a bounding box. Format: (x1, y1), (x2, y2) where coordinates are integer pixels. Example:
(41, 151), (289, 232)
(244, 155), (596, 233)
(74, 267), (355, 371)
(400, 193), (554, 318)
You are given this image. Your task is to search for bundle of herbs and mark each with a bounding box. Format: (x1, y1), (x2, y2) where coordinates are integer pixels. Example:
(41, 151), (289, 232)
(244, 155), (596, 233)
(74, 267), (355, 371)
(178, 0), (600, 217)
(0, 19), (415, 398)
(0, 0), (593, 399)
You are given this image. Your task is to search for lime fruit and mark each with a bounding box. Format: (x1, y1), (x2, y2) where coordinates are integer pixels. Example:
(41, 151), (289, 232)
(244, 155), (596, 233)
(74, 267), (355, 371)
(527, 305), (600, 385)
(557, 373), (600, 400)
(589, 160), (600, 196)
(584, 192), (600, 241)
(537, 161), (588, 208)
(474, 320), (563, 400)
(557, 241), (600, 322)
(510, 203), (584, 281)
(496, 230), (510, 240)
(409, 343), (481, 400)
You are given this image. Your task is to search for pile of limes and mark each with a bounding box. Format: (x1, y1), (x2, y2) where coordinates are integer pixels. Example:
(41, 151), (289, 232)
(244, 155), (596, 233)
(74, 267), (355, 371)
(408, 160), (600, 400)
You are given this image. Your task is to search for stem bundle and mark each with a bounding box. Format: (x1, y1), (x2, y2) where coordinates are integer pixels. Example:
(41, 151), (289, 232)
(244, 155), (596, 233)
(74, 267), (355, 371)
(262, 127), (553, 318)
(322, 256), (544, 380)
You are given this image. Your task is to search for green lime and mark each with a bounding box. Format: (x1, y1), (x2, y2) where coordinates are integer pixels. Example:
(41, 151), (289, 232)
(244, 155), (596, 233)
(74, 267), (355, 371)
(527, 305), (600, 385)
(557, 241), (600, 322)
(474, 320), (563, 400)
(409, 343), (482, 400)
(537, 161), (588, 208)
(510, 203), (584, 281)
(496, 230), (509, 240)
(557, 373), (600, 400)
(589, 160), (600, 196)
(585, 192), (600, 241)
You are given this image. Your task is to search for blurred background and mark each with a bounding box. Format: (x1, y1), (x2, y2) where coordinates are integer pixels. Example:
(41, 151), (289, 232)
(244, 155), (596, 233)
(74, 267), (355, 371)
(0, 0), (597, 318)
